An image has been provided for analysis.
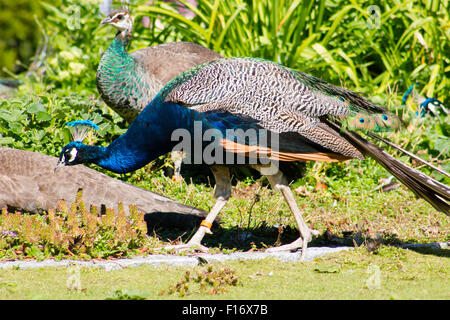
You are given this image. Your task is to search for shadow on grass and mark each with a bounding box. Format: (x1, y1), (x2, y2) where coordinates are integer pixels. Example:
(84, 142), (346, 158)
(145, 212), (449, 257)
(396, 246), (450, 258)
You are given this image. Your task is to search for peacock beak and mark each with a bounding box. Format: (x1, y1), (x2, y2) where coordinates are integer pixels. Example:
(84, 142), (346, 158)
(54, 158), (65, 173)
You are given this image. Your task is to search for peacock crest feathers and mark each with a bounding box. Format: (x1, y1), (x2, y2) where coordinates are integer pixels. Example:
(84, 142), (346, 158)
(66, 120), (99, 143)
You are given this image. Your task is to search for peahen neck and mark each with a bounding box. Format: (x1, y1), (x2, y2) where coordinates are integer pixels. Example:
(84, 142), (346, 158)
(101, 31), (134, 69)
(85, 98), (205, 174)
(97, 30), (162, 122)
(97, 30), (142, 122)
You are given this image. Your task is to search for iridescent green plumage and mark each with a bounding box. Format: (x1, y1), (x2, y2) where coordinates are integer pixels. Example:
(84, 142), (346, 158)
(96, 10), (222, 123)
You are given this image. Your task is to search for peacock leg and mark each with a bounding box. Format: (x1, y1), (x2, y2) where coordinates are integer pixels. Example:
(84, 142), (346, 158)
(251, 164), (319, 260)
(163, 165), (231, 252)
(170, 151), (184, 182)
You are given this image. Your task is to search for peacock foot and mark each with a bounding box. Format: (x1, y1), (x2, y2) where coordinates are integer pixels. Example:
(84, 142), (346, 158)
(162, 241), (209, 253)
(265, 228), (320, 259)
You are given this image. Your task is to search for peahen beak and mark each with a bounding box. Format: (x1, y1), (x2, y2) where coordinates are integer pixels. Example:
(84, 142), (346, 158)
(100, 17), (113, 25)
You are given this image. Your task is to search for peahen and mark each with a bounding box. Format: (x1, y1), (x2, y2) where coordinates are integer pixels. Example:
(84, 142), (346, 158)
(96, 9), (222, 123)
(97, 9), (222, 180)
(56, 57), (450, 258)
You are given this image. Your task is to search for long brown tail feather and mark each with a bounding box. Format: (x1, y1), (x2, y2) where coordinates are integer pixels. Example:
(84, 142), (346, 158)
(325, 120), (450, 215)
(365, 131), (450, 178)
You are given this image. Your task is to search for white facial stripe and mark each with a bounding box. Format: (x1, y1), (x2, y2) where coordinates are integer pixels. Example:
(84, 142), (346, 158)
(112, 13), (122, 20)
(68, 148), (78, 163)
(112, 12), (127, 21)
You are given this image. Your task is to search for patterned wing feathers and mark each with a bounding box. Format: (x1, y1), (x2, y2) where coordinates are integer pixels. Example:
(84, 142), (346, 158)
(162, 57), (395, 160)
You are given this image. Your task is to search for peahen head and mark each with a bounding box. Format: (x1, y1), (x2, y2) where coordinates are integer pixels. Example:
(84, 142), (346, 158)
(101, 10), (133, 34)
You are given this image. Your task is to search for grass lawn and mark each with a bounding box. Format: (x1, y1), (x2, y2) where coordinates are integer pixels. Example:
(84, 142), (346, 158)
(0, 246), (448, 300)
(0, 168), (448, 300)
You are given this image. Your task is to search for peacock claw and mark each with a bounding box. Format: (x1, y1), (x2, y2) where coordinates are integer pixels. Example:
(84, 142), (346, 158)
(265, 227), (319, 259)
(163, 242), (209, 253)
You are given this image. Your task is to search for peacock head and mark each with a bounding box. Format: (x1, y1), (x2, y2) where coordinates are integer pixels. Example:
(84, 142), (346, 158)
(54, 120), (100, 172)
(101, 10), (133, 33)
(55, 141), (87, 171)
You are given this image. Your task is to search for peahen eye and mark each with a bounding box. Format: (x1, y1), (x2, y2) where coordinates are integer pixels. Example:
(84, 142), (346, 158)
(117, 15), (123, 20)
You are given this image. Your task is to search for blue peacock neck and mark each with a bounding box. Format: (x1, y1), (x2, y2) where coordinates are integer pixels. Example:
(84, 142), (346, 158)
(88, 98), (206, 174)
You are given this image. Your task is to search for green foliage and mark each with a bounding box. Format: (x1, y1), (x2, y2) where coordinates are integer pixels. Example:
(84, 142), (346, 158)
(0, 91), (126, 156)
(137, 0), (449, 101)
(0, 0), (45, 76)
(160, 264), (240, 296)
(0, 191), (156, 260)
(38, 0), (110, 93)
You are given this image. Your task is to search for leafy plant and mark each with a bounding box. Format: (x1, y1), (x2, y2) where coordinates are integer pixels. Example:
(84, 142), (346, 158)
(136, 0), (449, 101)
(0, 92), (125, 157)
(160, 264), (240, 296)
(0, 0), (46, 76)
(0, 190), (157, 260)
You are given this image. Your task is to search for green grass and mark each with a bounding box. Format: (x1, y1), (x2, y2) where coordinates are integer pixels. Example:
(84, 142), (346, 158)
(0, 246), (448, 300)
(1, 161), (447, 301)
(126, 162), (449, 250)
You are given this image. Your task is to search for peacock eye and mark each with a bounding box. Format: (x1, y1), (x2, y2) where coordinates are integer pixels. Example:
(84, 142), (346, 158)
(382, 114), (388, 121)
(117, 15), (123, 20)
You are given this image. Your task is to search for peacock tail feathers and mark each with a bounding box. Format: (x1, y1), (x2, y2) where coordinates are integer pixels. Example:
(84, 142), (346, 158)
(288, 69), (402, 133)
(339, 111), (401, 132)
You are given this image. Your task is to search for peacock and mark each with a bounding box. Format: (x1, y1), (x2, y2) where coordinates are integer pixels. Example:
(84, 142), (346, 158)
(402, 84), (448, 118)
(56, 57), (450, 258)
(96, 9), (222, 123)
